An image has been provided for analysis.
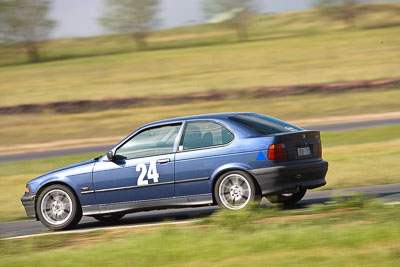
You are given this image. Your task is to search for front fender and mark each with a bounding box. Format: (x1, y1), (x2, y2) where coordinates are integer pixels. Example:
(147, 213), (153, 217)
(29, 174), (75, 194)
(30, 172), (97, 207)
(27, 160), (98, 207)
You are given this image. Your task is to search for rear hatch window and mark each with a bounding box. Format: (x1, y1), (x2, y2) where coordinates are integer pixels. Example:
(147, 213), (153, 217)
(229, 114), (302, 134)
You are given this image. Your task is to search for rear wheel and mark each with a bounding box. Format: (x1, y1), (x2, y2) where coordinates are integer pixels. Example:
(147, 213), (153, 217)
(214, 171), (259, 210)
(267, 188), (307, 205)
(93, 214), (125, 223)
(36, 184), (82, 230)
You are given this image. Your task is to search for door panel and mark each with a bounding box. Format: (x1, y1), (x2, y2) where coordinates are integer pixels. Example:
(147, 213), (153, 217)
(92, 123), (182, 211)
(93, 154), (175, 209)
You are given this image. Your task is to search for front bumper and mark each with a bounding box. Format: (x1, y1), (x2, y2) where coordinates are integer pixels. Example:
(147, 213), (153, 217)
(21, 193), (36, 218)
(249, 161), (328, 196)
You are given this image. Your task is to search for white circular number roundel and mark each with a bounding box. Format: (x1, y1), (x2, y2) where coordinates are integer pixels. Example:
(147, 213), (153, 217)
(136, 161), (160, 186)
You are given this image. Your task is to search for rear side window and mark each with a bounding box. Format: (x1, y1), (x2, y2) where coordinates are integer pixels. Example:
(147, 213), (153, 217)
(230, 114), (302, 135)
(181, 121), (234, 150)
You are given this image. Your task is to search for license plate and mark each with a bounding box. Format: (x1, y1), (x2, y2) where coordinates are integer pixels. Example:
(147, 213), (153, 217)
(297, 147), (311, 156)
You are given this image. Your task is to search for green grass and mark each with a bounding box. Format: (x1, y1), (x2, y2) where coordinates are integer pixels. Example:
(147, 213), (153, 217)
(0, 4), (399, 107)
(1, 88), (400, 147)
(1, 200), (399, 266)
(1, 124), (399, 222)
(323, 124), (400, 147)
(323, 138), (400, 189)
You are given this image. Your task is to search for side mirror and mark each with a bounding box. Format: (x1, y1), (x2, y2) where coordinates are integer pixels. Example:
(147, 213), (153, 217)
(106, 150), (115, 161)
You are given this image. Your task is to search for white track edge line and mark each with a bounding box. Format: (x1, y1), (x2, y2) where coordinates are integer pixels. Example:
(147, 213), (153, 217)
(384, 201), (400, 205)
(2, 219), (198, 240)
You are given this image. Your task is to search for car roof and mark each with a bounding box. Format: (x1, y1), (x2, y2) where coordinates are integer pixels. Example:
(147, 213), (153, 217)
(144, 112), (253, 127)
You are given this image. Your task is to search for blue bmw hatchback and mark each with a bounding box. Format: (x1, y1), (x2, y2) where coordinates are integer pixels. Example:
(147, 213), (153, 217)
(21, 113), (328, 230)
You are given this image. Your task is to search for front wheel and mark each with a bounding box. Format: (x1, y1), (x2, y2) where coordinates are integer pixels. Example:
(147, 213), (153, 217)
(214, 171), (259, 210)
(267, 188), (307, 205)
(93, 214), (125, 223)
(36, 184), (82, 230)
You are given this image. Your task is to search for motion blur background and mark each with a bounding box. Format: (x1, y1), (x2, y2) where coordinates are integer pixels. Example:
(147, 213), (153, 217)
(0, 0), (400, 265)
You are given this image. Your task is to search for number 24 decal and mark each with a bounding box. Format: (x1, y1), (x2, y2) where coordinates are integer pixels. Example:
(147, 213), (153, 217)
(136, 161), (159, 185)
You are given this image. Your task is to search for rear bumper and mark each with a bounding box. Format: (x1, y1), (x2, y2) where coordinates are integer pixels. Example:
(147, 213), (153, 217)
(21, 194), (36, 218)
(249, 161), (328, 196)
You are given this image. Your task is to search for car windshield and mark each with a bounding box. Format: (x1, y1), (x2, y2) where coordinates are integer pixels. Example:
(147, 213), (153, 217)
(229, 114), (302, 135)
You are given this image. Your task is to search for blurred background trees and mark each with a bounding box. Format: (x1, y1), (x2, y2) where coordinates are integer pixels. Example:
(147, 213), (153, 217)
(0, 0), (55, 62)
(99, 0), (160, 50)
(202, 0), (258, 41)
(0, 0), (399, 66)
(313, 0), (362, 28)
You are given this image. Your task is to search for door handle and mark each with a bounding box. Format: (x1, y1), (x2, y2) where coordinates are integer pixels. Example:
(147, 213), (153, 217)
(157, 158), (171, 164)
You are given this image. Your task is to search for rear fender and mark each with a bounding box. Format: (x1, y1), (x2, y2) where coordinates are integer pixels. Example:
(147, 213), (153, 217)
(210, 162), (252, 187)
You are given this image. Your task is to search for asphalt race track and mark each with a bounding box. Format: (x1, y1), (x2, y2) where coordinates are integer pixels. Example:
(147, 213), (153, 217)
(1, 183), (400, 239)
(304, 117), (400, 132)
(1, 117), (400, 163)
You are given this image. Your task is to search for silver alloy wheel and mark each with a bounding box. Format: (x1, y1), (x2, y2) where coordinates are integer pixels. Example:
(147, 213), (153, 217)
(219, 174), (251, 210)
(40, 189), (73, 225)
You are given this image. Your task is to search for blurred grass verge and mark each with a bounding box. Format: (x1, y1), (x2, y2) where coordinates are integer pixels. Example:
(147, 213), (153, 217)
(1, 197), (399, 266)
(0, 3), (399, 107)
(1, 125), (400, 222)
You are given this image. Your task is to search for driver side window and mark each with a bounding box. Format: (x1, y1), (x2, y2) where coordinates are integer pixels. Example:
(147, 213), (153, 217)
(116, 124), (182, 160)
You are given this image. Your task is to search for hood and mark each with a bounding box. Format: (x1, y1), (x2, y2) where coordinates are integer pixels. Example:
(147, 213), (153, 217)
(28, 158), (97, 184)
(46, 158), (97, 175)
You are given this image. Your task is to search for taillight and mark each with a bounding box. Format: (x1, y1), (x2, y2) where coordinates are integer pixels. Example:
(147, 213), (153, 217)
(318, 142), (322, 157)
(268, 144), (288, 160)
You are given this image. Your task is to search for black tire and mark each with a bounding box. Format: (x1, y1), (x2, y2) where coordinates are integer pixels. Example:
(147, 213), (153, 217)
(36, 184), (82, 230)
(214, 170), (259, 210)
(93, 214), (125, 223)
(267, 188), (307, 205)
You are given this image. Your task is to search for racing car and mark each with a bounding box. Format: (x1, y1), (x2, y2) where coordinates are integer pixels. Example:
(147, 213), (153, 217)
(21, 113), (328, 230)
